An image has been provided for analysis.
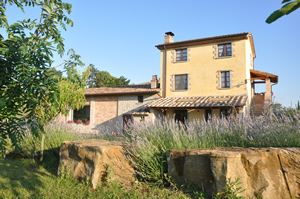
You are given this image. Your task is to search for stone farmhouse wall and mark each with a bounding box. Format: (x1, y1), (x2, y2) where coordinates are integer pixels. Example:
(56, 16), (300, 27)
(117, 94), (161, 124)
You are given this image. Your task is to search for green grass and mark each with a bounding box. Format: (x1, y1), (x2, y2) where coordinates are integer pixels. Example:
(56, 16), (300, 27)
(0, 157), (191, 199)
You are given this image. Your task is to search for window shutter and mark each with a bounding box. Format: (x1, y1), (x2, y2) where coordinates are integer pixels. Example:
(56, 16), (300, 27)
(187, 48), (191, 62)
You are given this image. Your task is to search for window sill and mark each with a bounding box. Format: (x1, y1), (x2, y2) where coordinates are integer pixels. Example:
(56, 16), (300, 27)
(172, 90), (188, 92)
(218, 87), (231, 90)
(215, 56), (232, 59)
(174, 60), (188, 63)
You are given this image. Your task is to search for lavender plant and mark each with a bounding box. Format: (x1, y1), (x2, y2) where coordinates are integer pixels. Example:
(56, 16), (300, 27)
(123, 111), (300, 185)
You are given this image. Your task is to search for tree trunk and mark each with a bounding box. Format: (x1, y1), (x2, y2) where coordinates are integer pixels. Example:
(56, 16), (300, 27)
(40, 129), (45, 162)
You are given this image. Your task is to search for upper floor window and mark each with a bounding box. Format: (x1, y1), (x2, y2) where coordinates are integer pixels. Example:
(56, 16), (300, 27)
(221, 71), (230, 88)
(175, 74), (188, 90)
(176, 49), (187, 61)
(218, 43), (232, 57)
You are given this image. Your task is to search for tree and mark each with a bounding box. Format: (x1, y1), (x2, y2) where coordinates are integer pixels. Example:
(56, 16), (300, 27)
(86, 64), (99, 88)
(0, 0), (75, 157)
(266, 0), (300, 23)
(87, 69), (131, 88)
(114, 76), (130, 87)
(35, 49), (90, 161)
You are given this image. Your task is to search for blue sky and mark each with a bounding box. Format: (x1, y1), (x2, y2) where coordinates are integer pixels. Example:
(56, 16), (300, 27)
(3, 0), (300, 107)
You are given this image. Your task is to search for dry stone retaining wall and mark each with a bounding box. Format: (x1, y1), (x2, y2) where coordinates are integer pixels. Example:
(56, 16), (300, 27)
(167, 147), (300, 199)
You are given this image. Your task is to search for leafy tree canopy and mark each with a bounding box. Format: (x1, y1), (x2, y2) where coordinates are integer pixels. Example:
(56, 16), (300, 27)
(0, 0), (88, 157)
(87, 64), (130, 88)
(266, 0), (300, 23)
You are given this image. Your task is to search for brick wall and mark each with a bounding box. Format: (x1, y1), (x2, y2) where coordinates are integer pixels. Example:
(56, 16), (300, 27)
(93, 96), (118, 125)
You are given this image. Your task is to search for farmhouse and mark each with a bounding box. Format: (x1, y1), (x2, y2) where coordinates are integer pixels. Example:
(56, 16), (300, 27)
(64, 76), (161, 129)
(64, 32), (278, 127)
(146, 32), (278, 122)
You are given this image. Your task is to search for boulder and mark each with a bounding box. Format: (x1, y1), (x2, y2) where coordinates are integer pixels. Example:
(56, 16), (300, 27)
(167, 147), (300, 199)
(58, 139), (135, 189)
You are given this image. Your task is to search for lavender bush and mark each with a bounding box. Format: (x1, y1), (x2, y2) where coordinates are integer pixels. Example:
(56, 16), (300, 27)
(9, 110), (299, 185)
(123, 111), (300, 184)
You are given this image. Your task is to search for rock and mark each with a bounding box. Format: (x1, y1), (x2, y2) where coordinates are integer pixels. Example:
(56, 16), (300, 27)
(167, 147), (300, 199)
(58, 139), (135, 189)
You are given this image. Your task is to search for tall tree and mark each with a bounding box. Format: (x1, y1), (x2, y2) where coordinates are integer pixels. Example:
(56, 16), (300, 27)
(87, 69), (130, 88)
(86, 64), (99, 88)
(35, 49), (90, 161)
(266, 0), (300, 23)
(114, 76), (130, 87)
(0, 0), (76, 156)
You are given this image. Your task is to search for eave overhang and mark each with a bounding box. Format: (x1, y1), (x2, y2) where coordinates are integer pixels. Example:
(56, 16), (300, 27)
(250, 69), (278, 83)
(155, 33), (250, 50)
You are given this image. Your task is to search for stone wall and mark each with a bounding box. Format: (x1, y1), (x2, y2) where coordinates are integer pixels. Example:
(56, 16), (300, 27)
(167, 147), (300, 199)
(117, 94), (160, 124)
(58, 139), (135, 189)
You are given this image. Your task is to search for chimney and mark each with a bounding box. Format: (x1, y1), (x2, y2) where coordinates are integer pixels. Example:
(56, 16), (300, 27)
(164, 32), (174, 44)
(151, 75), (158, 89)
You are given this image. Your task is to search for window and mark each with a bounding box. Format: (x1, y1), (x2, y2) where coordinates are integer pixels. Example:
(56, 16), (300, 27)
(175, 74), (188, 90)
(205, 109), (212, 122)
(73, 105), (90, 123)
(218, 43), (232, 57)
(176, 49), (187, 61)
(221, 71), (230, 88)
(138, 96), (143, 103)
(174, 110), (188, 123)
(220, 109), (230, 118)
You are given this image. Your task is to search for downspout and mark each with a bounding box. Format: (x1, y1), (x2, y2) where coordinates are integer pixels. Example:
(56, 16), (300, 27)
(163, 45), (167, 98)
(271, 81), (278, 104)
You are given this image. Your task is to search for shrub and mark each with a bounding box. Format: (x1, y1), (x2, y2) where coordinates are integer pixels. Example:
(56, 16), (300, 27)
(85, 120), (90, 125)
(123, 112), (300, 185)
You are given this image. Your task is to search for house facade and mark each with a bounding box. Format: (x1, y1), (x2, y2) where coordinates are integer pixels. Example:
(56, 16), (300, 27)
(146, 32), (278, 122)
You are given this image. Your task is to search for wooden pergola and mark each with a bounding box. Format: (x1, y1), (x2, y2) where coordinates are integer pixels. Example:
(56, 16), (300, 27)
(250, 69), (278, 110)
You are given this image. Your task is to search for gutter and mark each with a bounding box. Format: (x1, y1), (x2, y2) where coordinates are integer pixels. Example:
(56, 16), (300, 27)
(163, 45), (167, 98)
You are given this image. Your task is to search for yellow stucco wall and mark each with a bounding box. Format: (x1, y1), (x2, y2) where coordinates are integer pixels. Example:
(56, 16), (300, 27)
(165, 108), (223, 122)
(160, 39), (250, 98)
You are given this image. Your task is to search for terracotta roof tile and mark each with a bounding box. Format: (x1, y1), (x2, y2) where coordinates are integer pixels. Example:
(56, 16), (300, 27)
(146, 95), (248, 108)
(85, 87), (159, 96)
(156, 33), (250, 50)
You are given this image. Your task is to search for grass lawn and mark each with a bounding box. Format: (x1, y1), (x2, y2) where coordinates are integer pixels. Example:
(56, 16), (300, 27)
(0, 157), (191, 199)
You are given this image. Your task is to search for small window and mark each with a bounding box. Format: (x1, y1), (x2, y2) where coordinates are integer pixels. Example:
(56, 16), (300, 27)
(176, 49), (187, 61)
(220, 109), (230, 118)
(138, 96), (143, 103)
(175, 74), (188, 90)
(221, 71), (230, 88)
(205, 109), (212, 122)
(218, 43), (232, 57)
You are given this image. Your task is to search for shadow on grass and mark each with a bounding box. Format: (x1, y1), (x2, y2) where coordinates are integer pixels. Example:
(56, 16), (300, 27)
(0, 156), (52, 198)
(40, 147), (61, 175)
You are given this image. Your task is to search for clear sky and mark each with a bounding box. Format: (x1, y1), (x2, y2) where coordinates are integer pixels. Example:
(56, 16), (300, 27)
(3, 0), (300, 107)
